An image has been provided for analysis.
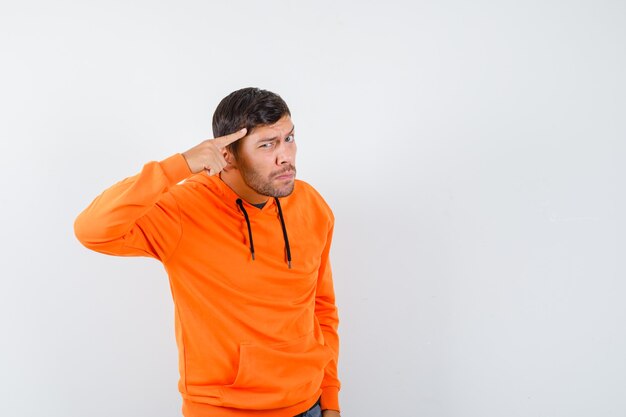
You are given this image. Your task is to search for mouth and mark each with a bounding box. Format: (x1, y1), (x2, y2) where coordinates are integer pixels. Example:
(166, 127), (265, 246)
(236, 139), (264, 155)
(274, 171), (295, 180)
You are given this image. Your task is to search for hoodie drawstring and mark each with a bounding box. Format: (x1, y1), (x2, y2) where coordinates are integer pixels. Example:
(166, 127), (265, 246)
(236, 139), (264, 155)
(274, 197), (292, 269)
(235, 198), (292, 269)
(236, 199), (255, 261)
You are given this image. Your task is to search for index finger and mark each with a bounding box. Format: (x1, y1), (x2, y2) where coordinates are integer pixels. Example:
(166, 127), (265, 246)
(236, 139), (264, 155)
(212, 127), (247, 148)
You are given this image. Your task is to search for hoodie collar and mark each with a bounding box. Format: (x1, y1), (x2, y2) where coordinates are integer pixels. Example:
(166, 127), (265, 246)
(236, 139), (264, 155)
(191, 171), (278, 215)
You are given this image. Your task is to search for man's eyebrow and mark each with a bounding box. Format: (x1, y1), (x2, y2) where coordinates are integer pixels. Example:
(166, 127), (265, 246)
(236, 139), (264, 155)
(256, 125), (295, 142)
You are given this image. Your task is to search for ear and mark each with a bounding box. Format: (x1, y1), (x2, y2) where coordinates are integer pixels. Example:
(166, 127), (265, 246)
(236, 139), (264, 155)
(223, 148), (238, 168)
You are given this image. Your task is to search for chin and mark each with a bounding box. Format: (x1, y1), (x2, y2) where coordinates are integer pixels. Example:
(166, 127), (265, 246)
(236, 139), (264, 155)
(273, 184), (295, 198)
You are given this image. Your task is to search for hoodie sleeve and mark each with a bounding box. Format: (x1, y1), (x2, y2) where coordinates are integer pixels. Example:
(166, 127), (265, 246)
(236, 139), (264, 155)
(315, 217), (341, 412)
(74, 153), (192, 261)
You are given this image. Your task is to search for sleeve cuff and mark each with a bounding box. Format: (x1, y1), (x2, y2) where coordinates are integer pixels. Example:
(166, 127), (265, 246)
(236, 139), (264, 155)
(159, 153), (192, 186)
(320, 386), (340, 412)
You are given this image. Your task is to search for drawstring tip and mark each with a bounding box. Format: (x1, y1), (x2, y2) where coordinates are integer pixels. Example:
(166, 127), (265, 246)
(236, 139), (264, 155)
(251, 253), (256, 261)
(287, 260), (292, 269)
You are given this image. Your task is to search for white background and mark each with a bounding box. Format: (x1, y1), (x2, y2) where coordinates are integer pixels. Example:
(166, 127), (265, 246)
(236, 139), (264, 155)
(1, 1), (625, 416)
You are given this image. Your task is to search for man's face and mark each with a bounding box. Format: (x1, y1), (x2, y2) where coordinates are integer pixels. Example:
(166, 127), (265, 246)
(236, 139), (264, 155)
(229, 114), (297, 198)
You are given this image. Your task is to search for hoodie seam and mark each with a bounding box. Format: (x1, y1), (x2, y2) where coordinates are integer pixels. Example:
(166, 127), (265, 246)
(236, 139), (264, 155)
(171, 289), (188, 393)
(163, 192), (184, 264)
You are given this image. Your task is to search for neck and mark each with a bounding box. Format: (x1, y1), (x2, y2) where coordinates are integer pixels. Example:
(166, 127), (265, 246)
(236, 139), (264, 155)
(219, 169), (269, 205)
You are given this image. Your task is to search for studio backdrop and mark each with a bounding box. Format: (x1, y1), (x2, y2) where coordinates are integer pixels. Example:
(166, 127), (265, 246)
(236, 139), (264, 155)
(0, 1), (624, 416)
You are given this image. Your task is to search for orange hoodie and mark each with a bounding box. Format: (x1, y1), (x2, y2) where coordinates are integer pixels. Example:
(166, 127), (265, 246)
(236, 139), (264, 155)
(74, 153), (340, 417)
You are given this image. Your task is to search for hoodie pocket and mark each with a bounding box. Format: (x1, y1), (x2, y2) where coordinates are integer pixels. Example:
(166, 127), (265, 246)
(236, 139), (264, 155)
(219, 331), (333, 409)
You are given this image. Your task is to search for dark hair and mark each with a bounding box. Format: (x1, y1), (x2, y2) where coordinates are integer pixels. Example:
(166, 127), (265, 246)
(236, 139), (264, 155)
(212, 87), (291, 157)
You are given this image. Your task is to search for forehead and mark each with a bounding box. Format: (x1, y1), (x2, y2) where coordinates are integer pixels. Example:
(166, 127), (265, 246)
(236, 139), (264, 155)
(247, 115), (294, 141)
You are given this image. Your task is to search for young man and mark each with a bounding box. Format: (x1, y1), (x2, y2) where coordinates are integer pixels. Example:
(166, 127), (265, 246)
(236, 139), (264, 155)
(74, 88), (342, 417)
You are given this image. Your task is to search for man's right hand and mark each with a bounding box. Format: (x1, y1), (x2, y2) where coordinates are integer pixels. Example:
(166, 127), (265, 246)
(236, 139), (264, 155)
(182, 127), (247, 175)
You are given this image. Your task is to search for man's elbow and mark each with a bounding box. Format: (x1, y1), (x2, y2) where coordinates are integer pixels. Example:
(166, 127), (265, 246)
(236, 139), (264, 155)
(73, 212), (111, 252)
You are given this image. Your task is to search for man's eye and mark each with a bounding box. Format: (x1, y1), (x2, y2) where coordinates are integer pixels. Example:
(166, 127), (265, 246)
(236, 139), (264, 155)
(260, 143), (273, 148)
(285, 134), (295, 142)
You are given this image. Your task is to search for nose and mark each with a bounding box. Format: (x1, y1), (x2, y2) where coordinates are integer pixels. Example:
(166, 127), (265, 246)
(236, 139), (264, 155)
(275, 143), (295, 166)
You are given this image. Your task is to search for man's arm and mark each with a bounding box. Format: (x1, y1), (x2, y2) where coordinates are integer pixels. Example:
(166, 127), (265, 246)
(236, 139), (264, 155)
(74, 153), (191, 260)
(74, 128), (247, 260)
(315, 219), (341, 414)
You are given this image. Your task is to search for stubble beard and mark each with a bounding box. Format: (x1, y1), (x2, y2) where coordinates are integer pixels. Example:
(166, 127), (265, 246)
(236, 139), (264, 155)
(239, 163), (297, 198)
